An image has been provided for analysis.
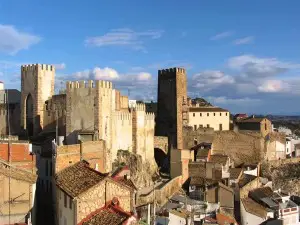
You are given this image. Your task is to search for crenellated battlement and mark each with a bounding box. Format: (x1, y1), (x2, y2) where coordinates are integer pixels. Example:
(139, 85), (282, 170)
(66, 80), (113, 91)
(158, 67), (185, 75)
(114, 111), (132, 120)
(21, 64), (55, 72)
(135, 103), (146, 111)
(145, 112), (155, 120)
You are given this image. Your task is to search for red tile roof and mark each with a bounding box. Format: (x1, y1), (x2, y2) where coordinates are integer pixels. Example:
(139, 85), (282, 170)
(78, 198), (135, 225)
(216, 213), (237, 225)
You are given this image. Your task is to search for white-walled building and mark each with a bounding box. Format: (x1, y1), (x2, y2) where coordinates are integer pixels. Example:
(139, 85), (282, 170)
(188, 107), (230, 131)
(286, 138), (292, 157)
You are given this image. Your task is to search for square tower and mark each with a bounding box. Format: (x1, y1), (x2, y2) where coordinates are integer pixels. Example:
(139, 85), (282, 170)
(155, 67), (187, 151)
(21, 64), (55, 136)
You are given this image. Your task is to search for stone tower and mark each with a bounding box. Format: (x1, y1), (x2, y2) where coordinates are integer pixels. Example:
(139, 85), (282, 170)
(21, 64), (55, 136)
(155, 68), (187, 151)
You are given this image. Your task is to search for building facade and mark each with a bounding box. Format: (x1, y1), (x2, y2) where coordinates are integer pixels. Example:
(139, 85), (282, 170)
(188, 107), (230, 131)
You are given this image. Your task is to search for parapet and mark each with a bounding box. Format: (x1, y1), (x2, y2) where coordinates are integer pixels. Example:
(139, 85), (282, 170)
(158, 67), (186, 75)
(21, 64), (55, 72)
(66, 80), (113, 91)
(145, 112), (155, 120)
(114, 111), (132, 120)
(135, 103), (146, 111)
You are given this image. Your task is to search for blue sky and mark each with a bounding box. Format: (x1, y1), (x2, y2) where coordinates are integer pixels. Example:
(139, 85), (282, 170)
(0, 0), (300, 114)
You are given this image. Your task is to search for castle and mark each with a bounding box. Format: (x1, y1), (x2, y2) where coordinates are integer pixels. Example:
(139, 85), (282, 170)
(1, 64), (155, 170)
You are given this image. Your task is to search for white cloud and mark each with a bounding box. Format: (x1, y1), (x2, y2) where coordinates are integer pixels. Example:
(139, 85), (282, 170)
(257, 80), (289, 93)
(228, 55), (300, 77)
(210, 31), (234, 40)
(93, 67), (120, 80)
(233, 36), (254, 45)
(191, 70), (235, 90)
(0, 24), (41, 55)
(85, 28), (163, 51)
(54, 63), (66, 70)
(205, 96), (262, 106)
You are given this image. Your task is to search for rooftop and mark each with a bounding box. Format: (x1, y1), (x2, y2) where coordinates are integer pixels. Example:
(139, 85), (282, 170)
(209, 154), (229, 166)
(78, 198), (133, 225)
(242, 197), (269, 218)
(0, 159), (37, 184)
(229, 168), (243, 179)
(238, 174), (257, 188)
(237, 117), (267, 123)
(189, 107), (228, 112)
(55, 160), (108, 198)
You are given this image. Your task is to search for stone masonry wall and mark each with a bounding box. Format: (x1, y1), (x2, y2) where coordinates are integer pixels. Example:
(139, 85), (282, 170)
(21, 64), (55, 135)
(154, 136), (168, 154)
(76, 179), (133, 223)
(66, 81), (96, 144)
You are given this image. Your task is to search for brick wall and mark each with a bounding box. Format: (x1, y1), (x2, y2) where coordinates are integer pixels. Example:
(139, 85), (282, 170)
(55, 140), (107, 173)
(0, 142), (36, 171)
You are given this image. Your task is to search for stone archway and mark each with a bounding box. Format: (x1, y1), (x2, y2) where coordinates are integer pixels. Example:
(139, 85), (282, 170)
(25, 94), (34, 136)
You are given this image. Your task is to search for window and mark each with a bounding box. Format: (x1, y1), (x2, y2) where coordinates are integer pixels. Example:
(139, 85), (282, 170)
(69, 198), (72, 209)
(226, 113), (228, 116)
(214, 113), (216, 116)
(207, 113), (209, 116)
(265, 123), (267, 131)
(200, 113), (202, 116)
(193, 113), (195, 117)
(194, 125), (197, 130)
(220, 113), (222, 116)
(219, 124), (223, 131)
(207, 124), (210, 128)
(64, 193), (67, 208)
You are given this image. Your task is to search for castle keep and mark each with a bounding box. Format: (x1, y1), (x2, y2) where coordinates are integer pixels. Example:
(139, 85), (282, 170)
(19, 64), (155, 169)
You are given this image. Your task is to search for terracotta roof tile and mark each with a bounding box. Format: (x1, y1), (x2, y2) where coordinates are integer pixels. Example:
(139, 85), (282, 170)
(189, 177), (218, 186)
(237, 117), (266, 123)
(216, 213), (237, 225)
(238, 174), (257, 188)
(55, 160), (108, 198)
(78, 199), (134, 225)
(209, 154), (229, 166)
(229, 168), (243, 179)
(242, 197), (268, 218)
(188, 162), (206, 177)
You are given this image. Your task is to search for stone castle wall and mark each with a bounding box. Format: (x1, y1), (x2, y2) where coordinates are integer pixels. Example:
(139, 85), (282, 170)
(0, 103), (21, 135)
(21, 64), (55, 135)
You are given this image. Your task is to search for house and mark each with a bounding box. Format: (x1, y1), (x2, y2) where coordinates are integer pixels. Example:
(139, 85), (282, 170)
(234, 114), (248, 121)
(241, 197), (274, 225)
(265, 133), (286, 160)
(0, 159), (37, 225)
(188, 107), (230, 131)
(206, 182), (235, 211)
(296, 143), (300, 157)
(236, 117), (272, 137)
(156, 209), (192, 225)
(286, 138), (292, 157)
(207, 154), (233, 180)
(243, 187), (300, 225)
(191, 142), (212, 162)
(54, 160), (136, 225)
